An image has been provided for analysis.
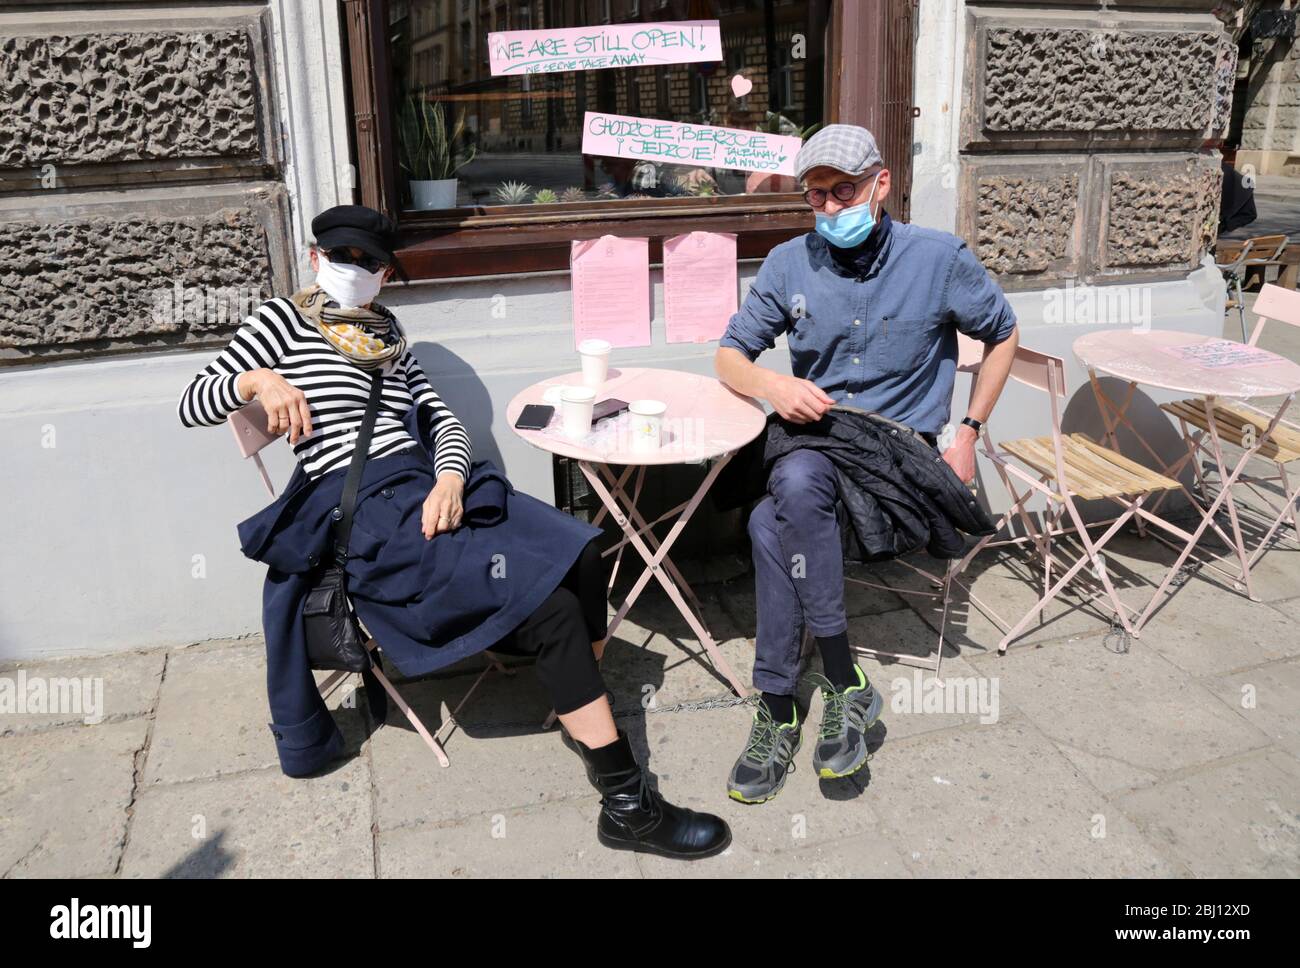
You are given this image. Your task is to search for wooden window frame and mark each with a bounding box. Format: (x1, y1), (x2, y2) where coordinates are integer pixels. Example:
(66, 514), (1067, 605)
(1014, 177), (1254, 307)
(339, 0), (912, 280)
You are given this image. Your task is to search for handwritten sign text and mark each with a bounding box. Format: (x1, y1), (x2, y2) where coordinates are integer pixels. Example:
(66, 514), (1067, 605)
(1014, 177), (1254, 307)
(488, 21), (722, 76)
(582, 111), (801, 176)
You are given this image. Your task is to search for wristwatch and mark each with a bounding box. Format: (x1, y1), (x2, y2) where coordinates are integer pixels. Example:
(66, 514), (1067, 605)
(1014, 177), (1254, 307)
(960, 416), (984, 434)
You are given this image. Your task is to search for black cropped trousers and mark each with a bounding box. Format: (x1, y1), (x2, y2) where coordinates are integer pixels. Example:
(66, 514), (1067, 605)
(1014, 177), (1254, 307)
(490, 537), (610, 715)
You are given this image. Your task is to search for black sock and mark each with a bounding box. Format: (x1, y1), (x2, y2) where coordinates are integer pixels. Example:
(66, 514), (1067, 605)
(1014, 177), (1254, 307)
(816, 632), (856, 689)
(761, 691), (796, 725)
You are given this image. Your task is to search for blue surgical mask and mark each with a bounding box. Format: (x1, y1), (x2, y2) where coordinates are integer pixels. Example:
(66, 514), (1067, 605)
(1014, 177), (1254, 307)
(813, 173), (882, 249)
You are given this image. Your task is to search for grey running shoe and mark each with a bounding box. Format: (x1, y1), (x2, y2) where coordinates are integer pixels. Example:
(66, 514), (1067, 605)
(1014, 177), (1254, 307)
(727, 699), (801, 804)
(808, 665), (882, 779)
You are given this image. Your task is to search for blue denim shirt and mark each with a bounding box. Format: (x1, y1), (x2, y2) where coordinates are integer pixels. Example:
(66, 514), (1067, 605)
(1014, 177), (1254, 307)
(719, 219), (1018, 435)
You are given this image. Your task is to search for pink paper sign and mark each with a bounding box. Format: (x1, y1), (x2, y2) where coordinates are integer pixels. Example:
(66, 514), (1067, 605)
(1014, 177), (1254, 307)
(664, 232), (737, 344)
(488, 20), (722, 76)
(583, 111), (801, 176)
(570, 235), (651, 349)
(1158, 339), (1279, 369)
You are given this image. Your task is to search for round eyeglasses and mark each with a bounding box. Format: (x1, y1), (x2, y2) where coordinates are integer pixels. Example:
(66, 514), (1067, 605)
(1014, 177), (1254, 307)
(802, 174), (876, 209)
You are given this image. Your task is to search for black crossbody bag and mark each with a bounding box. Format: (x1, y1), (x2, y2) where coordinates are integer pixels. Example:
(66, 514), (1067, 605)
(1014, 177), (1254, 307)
(302, 372), (385, 672)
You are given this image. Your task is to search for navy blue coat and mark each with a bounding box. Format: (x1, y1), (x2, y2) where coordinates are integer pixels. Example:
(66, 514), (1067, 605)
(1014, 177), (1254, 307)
(236, 411), (600, 777)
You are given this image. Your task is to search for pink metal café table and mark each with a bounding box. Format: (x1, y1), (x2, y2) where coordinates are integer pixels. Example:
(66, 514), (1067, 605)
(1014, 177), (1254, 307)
(1073, 329), (1300, 627)
(507, 367), (766, 697)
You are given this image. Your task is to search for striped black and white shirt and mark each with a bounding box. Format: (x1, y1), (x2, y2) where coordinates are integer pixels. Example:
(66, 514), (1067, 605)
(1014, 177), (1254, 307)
(178, 297), (472, 481)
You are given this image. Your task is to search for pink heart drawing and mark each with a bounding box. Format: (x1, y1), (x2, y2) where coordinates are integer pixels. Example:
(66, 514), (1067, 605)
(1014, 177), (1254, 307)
(730, 74), (753, 98)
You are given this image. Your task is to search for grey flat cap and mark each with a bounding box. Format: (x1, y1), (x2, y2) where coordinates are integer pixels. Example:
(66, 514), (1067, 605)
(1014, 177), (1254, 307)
(794, 124), (883, 181)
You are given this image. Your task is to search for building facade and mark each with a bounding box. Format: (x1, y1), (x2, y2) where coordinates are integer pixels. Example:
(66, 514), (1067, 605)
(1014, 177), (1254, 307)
(1, 0), (1233, 660)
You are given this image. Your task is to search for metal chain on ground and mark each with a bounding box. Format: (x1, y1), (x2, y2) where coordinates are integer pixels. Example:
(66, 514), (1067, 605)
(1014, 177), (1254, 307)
(1102, 616), (1131, 654)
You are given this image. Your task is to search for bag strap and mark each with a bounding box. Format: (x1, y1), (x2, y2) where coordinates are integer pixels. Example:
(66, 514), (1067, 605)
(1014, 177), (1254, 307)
(332, 371), (386, 561)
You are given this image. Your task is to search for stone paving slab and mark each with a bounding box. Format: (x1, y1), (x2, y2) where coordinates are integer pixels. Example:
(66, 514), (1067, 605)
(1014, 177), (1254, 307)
(1115, 750), (1300, 878)
(377, 798), (640, 878)
(0, 650), (164, 735)
(122, 757), (373, 878)
(1133, 574), (1300, 677)
(962, 632), (1270, 795)
(866, 718), (1180, 877)
(636, 828), (916, 878)
(143, 642), (368, 786)
(1, 718), (148, 878)
(1202, 657), (1300, 762)
(367, 670), (594, 832)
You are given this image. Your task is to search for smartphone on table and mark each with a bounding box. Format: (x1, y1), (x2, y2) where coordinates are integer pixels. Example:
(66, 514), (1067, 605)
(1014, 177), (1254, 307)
(514, 404), (554, 430)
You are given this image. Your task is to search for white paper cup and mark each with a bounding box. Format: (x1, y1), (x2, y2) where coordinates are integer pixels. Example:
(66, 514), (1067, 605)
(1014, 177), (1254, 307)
(628, 399), (667, 452)
(578, 338), (611, 387)
(560, 386), (597, 439)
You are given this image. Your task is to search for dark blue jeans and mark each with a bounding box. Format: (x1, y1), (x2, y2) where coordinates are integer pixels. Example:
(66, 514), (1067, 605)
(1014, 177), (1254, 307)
(747, 449), (846, 695)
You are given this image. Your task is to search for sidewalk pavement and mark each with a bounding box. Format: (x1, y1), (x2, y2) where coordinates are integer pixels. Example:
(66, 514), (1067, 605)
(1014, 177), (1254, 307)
(3, 304), (1298, 879)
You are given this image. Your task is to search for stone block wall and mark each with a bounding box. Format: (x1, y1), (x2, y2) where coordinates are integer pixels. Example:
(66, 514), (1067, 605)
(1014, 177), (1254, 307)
(0, 4), (294, 363)
(1237, 6), (1300, 176)
(958, 3), (1233, 290)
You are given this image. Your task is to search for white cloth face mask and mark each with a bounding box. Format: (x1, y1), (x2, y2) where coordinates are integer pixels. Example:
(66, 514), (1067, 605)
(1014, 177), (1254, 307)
(315, 253), (386, 309)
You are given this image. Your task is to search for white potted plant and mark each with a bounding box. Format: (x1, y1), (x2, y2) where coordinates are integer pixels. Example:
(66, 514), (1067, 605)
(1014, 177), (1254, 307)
(399, 95), (475, 210)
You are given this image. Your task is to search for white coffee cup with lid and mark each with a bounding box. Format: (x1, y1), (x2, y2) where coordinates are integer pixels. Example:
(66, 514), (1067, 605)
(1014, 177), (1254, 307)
(560, 386), (597, 439)
(578, 338), (611, 387)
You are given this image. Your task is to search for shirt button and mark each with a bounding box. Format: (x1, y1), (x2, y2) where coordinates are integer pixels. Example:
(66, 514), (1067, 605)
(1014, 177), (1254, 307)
(382, 487), (394, 499)
(847, 392), (855, 399)
(853, 319), (861, 326)
(852, 357), (860, 364)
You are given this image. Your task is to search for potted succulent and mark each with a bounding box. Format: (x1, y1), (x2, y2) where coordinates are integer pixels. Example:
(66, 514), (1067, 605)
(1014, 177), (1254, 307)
(493, 180), (532, 205)
(398, 94), (475, 210)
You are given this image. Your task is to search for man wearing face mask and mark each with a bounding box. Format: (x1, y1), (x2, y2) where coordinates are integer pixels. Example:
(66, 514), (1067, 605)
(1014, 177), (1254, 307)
(714, 125), (1020, 803)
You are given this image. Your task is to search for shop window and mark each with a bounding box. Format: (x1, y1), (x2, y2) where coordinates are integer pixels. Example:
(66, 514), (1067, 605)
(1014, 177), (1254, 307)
(348, 0), (913, 278)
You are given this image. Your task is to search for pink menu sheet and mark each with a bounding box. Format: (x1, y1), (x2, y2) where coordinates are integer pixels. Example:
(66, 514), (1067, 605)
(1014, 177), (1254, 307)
(664, 231), (737, 344)
(488, 21), (721, 76)
(582, 111), (801, 176)
(570, 235), (651, 349)
(1157, 339), (1279, 370)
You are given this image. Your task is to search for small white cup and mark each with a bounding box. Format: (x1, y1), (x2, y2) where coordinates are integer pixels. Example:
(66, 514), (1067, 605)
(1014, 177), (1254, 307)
(628, 399), (667, 452)
(542, 384), (567, 407)
(578, 338), (611, 387)
(560, 386), (597, 439)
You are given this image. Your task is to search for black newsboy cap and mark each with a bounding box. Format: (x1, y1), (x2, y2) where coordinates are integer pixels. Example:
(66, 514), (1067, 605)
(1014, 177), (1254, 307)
(312, 205), (396, 264)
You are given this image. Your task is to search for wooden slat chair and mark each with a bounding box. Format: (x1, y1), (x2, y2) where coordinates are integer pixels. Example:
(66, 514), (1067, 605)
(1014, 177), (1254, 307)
(1216, 234), (1288, 341)
(951, 344), (1182, 653)
(1157, 282), (1300, 567)
(229, 399), (509, 768)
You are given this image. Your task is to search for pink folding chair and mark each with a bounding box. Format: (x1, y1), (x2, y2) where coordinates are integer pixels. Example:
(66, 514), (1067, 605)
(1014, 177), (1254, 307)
(228, 399), (509, 768)
(950, 342), (1184, 653)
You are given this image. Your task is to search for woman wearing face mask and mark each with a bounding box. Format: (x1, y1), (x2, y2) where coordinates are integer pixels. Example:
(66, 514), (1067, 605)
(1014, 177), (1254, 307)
(178, 205), (730, 861)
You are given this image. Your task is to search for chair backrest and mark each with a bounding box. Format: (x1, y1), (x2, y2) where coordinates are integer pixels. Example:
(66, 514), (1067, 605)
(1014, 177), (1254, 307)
(1246, 282), (1300, 346)
(956, 332), (985, 373)
(955, 333), (1066, 399)
(1240, 234), (1289, 266)
(1008, 345), (1067, 400)
(228, 400), (281, 496)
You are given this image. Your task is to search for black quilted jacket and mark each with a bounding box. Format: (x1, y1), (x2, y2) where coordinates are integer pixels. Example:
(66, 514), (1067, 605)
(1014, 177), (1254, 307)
(714, 407), (996, 561)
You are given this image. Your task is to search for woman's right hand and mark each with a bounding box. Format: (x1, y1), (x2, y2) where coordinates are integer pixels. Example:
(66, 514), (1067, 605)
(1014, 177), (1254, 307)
(238, 368), (313, 444)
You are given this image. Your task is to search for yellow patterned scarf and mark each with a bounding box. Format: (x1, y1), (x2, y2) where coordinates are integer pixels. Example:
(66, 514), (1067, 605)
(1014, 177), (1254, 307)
(291, 284), (407, 369)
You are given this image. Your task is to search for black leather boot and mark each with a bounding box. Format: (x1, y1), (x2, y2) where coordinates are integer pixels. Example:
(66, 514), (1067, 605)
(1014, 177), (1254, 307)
(567, 730), (732, 860)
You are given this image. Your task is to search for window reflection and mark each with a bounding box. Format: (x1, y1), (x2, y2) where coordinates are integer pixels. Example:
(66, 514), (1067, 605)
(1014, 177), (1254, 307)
(389, 0), (829, 210)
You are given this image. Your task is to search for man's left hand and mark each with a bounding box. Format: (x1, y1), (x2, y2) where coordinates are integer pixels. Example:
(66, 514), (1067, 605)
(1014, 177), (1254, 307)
(941, 425), (979, 484)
